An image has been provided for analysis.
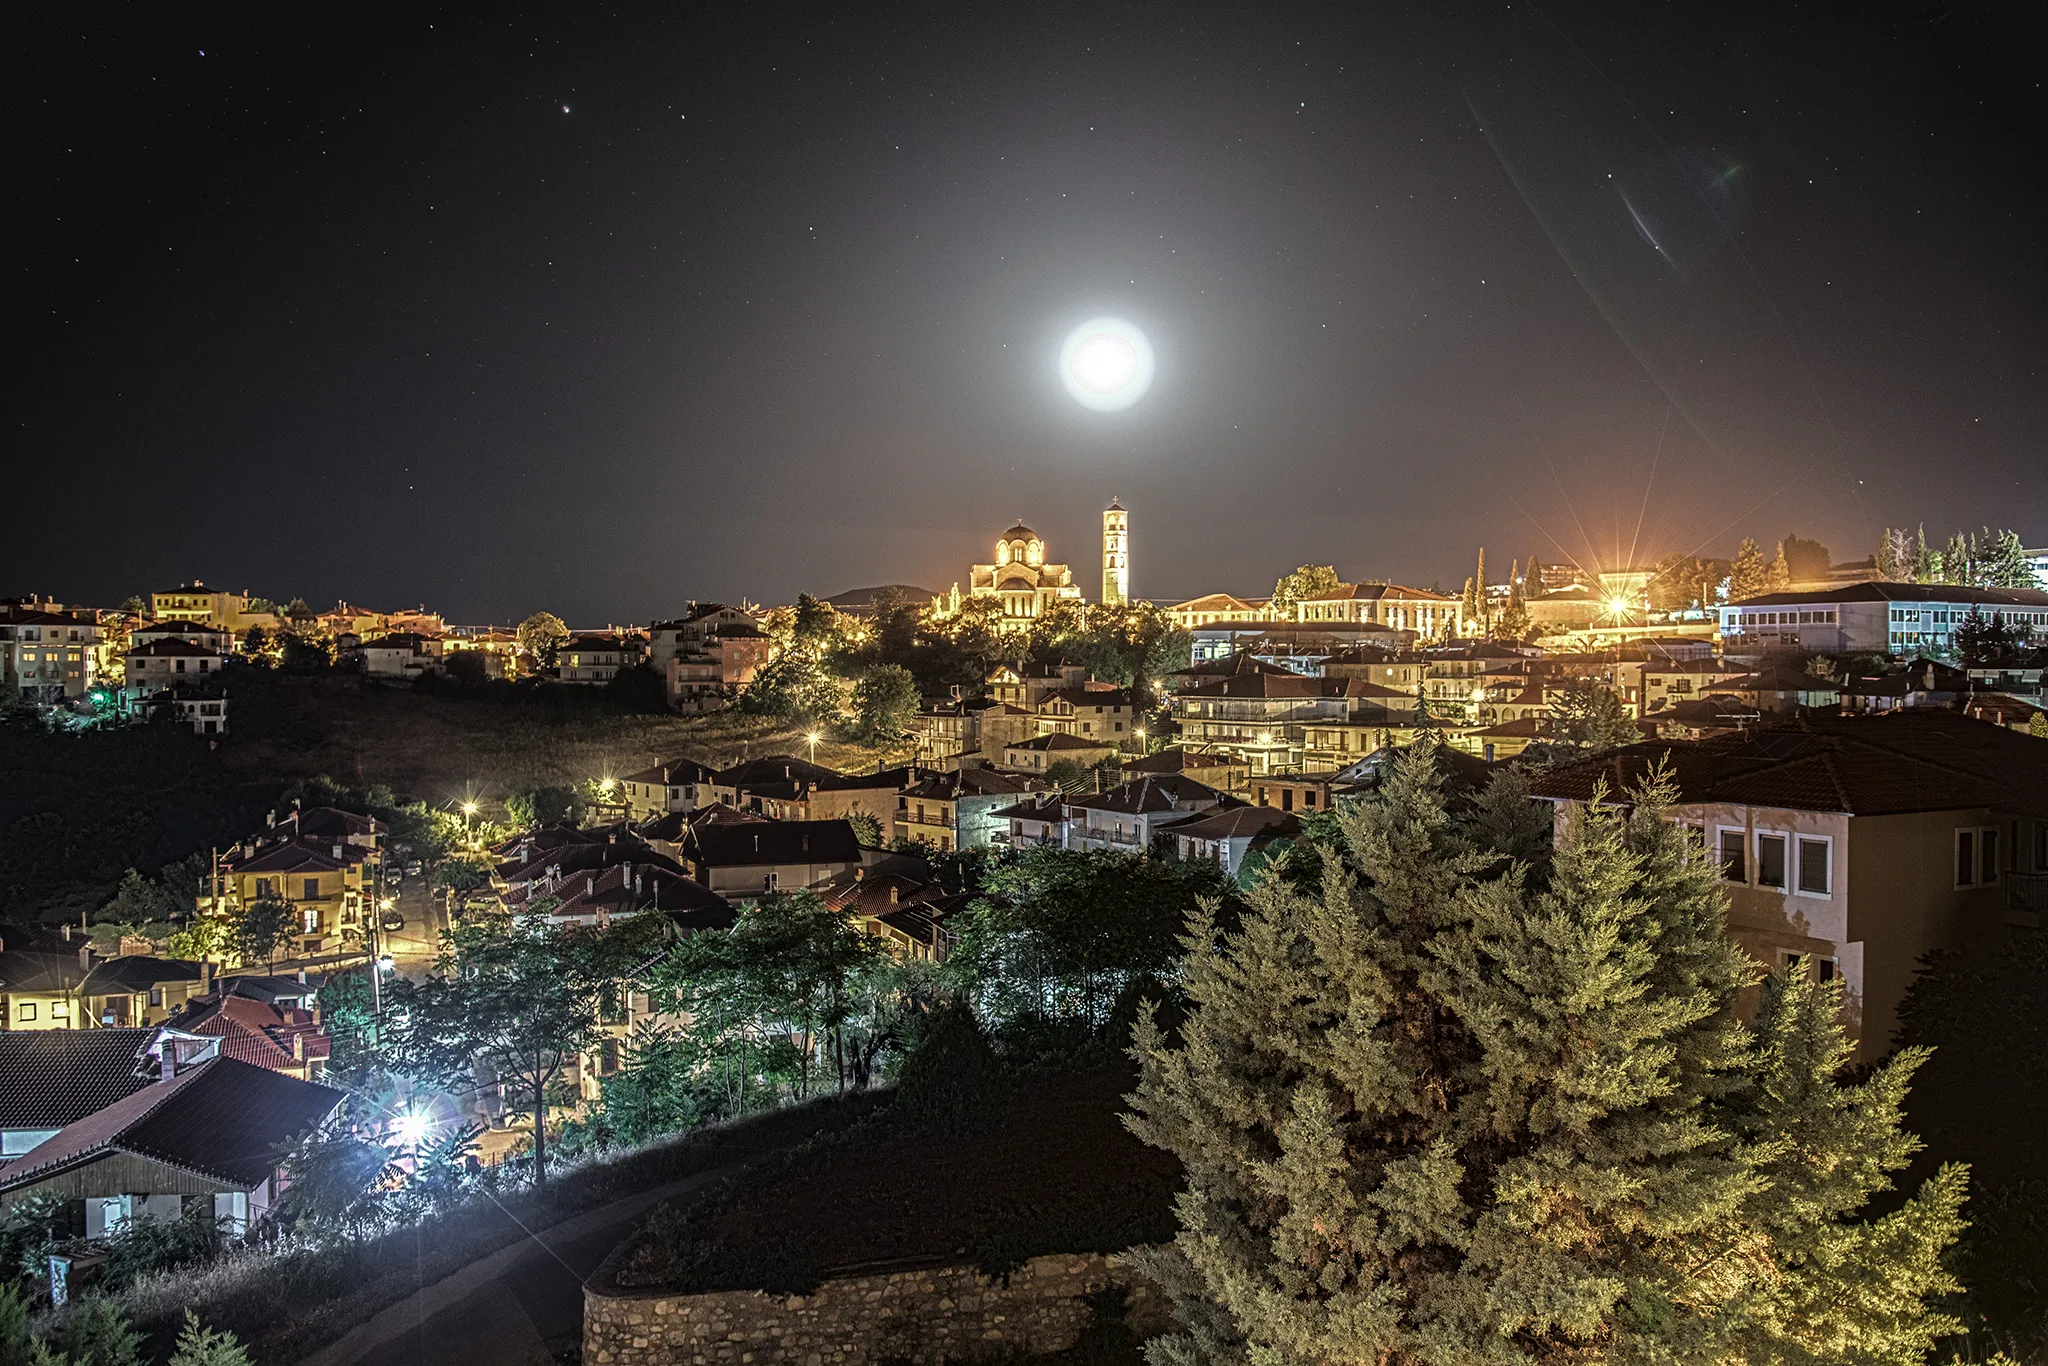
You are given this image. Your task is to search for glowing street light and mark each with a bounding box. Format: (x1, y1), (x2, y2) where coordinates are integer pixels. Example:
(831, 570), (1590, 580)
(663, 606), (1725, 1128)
(805, 731), (821, 762)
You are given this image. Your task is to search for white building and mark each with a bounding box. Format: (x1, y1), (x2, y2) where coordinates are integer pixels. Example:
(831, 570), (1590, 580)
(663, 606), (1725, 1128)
(1719, 581), (2048, 655)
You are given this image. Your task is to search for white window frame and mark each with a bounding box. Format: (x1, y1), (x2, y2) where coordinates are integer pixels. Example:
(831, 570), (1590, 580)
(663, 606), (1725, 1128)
(1715, 826), (1748, 884)
(1794, 834), (1832, 898)
(1754, 830), (1789, 891)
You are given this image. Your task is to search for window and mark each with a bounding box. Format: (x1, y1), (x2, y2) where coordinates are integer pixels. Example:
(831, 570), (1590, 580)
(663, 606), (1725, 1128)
(1718, 829), (1746, 882)
(1981, 827), (2000, 884)
(1957, 829), (1977, 887)
(148, 986), (163, 1007)
(1782, 951), (1837, 983)
(302, 907), (320, 934)
(303, 877), (320, 900)
(254, 877), (274, 900)
(1756, 833), (1787, 889)
(1796, 838), (1831, 895)
(17, 1002), (35, 1022)
(763, 870), (778, 891)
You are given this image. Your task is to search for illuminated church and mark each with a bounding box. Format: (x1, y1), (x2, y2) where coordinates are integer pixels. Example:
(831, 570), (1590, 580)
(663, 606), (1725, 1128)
(940, 502), (1130, 619)
(967, 523), (1083, 618)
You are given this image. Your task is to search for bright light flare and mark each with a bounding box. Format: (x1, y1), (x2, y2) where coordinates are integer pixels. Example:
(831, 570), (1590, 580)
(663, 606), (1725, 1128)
(392, 1110), (432, 1146)
(1059, 317), (1154, 412)
(1606, 597), (1634, 616)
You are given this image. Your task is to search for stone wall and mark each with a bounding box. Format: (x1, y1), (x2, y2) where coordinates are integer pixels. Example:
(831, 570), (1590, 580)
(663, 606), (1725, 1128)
(584, 1250), (1168, 1366)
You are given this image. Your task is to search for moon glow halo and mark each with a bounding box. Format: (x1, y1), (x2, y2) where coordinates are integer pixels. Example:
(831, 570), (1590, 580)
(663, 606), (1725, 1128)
(1059, 317), (1154, 411)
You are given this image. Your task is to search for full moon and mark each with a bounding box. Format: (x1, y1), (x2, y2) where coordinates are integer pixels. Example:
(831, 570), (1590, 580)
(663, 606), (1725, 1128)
(1059, 317), (1154, 411)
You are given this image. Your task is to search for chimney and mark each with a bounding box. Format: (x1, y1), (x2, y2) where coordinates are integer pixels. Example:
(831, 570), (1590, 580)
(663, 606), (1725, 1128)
(297, 966), (306, 985)
(587, 875), (596, 895)
(888, 885), (899, 904)
(293, 1031), (305, 1062)
(159, 1047), (176, 1082)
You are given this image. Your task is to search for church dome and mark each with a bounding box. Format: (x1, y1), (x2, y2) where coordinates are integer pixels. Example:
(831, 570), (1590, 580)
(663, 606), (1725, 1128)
(1002, 523), (1037, 542)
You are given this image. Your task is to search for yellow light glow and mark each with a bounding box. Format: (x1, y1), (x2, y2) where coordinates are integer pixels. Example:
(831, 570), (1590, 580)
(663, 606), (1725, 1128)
(1607, 597), (1633, 616)
(461, 801), (478, 816)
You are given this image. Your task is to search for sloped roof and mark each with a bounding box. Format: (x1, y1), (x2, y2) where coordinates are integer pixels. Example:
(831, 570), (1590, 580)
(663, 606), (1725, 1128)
(545, 862), (735, 929)
(1005, 732), (1115, 753)
(687, 820), (862, 868)
(0, 1028), (157, 1130)
(1729, 581), (2048, 608)
(498, 839), (686, 889)
(79, 956), (208, 996)
(622, 758), (715, 787)
(1528, 711), (2046, 817)
(0, 948), (87, 993)
(713, 755), (846, 787)
(1067, 774), (1232, 815)
(988, 794), (1070, 822)
(170, 995), (315, 1070)
(898, 768), (1033, 801)
(0, 1058), (343, 1194)
(1168, 806), (1302, 842)
(229, 840), (365, 875)
(1168, 593), (1260, 613)
(1300, 582), (1455, 603)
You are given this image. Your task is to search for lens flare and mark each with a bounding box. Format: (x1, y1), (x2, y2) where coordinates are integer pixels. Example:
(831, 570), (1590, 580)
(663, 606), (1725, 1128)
(1059, 317), (1154, 411)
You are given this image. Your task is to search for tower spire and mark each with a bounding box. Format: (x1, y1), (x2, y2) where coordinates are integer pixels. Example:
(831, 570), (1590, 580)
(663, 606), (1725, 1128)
(1102, 499), (1130, 606)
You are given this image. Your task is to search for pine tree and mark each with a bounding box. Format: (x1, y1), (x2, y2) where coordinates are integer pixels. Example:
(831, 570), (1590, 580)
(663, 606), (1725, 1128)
(1730, 537), (1770, 600)
(1981, 529), (2032, 590)
(1913, 526), (1938, 584)
(1769, 541), (1795, 592)
(1943, 531), (1977, 587)
(1526, 555), (1547, 596)
(1461, 578), (1481, 637)
(1496, 561), (1531, 642)
(1475, 548), (1489, 636)
(1126, 750), (1972, 1366)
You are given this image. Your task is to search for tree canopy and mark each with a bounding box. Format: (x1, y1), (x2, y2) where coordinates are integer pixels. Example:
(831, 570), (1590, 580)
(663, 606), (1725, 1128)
(1127, 747), (1967, 1365)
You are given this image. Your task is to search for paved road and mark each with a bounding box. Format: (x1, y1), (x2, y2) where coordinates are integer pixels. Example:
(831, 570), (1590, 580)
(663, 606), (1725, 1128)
(302, 1166), (734, 1366)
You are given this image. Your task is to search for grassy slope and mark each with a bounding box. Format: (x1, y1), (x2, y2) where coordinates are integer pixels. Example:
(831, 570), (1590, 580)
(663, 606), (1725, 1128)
(218, 674), (912, 808)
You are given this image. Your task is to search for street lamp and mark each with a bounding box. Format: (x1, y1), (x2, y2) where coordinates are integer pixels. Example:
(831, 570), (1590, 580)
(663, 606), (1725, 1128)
(805, 731), (821, 762)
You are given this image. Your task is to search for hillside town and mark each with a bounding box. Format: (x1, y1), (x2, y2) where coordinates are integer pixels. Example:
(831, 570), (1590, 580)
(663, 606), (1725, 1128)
(4, 506), (2048, 1360)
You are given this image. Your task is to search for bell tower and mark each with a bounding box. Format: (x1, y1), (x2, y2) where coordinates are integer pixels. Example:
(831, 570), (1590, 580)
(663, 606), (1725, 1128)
(1101, 499), (1129, 606)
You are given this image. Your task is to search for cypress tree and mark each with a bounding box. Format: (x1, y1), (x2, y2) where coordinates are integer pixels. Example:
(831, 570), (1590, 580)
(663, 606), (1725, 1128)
(1127, 748), (1971, 1366)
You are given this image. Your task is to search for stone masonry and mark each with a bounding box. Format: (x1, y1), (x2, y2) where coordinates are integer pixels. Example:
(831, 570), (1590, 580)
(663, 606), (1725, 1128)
(584, 1250), (1168, 1365)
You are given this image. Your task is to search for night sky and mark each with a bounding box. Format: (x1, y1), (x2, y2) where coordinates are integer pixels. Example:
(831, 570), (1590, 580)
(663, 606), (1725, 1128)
(11, 1), (2045, 624)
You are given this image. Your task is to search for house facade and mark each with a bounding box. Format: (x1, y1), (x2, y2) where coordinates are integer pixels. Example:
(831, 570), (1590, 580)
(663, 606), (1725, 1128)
(1, 607), (102, 700)
(1529, 711), (2048, 1060)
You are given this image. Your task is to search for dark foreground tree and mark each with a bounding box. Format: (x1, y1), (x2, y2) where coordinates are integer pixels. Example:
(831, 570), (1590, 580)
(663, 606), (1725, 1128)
(1125, 746), (1966, 1366)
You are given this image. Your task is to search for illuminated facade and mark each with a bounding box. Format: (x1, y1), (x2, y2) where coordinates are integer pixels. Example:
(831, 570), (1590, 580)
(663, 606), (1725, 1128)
(1101, 499), (1129, 606)
(966, 524), (1083, 619)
